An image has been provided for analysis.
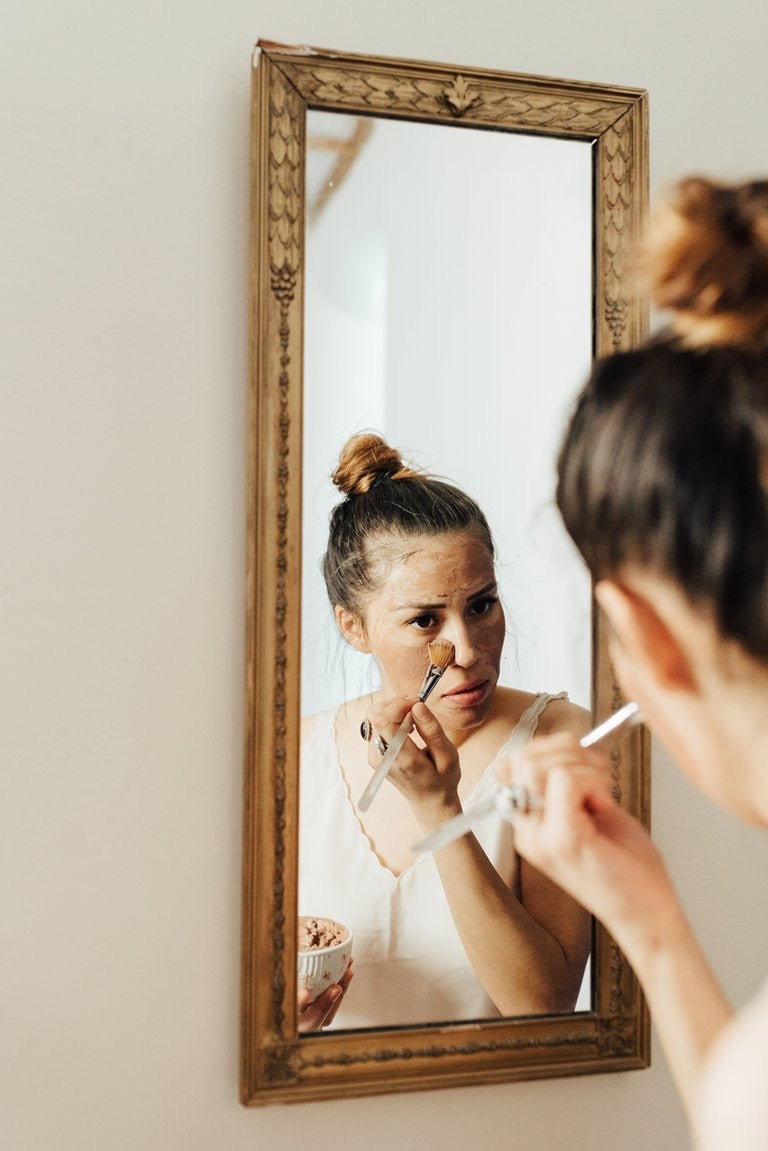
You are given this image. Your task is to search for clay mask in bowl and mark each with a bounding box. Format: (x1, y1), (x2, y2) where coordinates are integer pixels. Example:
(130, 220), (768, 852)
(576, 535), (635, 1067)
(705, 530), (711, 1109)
(297, 916), (353, 1001)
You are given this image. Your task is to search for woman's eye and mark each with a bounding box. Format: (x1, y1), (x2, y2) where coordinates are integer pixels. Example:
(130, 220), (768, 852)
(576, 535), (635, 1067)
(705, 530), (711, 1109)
(469, 596), (498, 616)
(408, 612), (438, 630)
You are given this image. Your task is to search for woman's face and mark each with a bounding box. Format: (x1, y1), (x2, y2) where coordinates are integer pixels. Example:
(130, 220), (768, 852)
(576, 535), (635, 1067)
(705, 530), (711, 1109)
(353, 531), (506, 736)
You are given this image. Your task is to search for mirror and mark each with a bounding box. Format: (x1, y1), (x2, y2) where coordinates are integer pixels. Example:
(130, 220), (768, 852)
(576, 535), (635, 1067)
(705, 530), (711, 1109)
(242, 40), (650, 1105)
(301, 111), (595, 1029)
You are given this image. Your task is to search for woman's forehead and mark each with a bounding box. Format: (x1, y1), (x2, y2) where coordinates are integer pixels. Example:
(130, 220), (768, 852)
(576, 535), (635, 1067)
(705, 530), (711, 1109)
(366, 530), (495, 591)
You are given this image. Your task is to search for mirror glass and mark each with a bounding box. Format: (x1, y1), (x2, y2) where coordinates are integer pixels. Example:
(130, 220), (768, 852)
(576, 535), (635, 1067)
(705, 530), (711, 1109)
(301, 112), (593, 1027)
(242, 41), (650, 1106)
(302, 111), (593, 717)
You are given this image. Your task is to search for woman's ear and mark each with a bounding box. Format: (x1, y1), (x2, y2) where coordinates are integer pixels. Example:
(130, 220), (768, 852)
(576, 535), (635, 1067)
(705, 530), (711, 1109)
(334, 605), (371, 653)
(595, 579), (697, 693)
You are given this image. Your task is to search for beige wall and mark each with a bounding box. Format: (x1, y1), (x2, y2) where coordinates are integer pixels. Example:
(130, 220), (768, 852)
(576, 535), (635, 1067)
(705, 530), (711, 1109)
(5, 1), (768, 1148)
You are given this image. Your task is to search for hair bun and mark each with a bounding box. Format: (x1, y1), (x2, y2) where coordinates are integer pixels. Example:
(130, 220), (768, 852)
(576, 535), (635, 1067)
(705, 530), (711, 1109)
(636, 175), (768, 347)
(331, 432), (417, 496)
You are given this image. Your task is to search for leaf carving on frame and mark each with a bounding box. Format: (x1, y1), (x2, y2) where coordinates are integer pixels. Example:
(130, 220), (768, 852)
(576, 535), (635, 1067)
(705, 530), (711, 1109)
(442, 74), (483, 117)
(299, 1031), (595, 1070)
(281, 61), (626, 136)
(609, 937), (637, 1016)
(263, 64), (304, 1041)
(268, 68), (302, 275)
(261, 1043), (300, 1084)
(596, 1014), (641, 1057)
(601, 114), (634, 349)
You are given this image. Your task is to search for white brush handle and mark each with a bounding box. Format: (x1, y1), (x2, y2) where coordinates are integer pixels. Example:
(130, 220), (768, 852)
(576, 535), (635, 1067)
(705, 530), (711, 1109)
(579, 701), (639, 747)
(412, 701), (641, 852)
(357, 711), (412, 812)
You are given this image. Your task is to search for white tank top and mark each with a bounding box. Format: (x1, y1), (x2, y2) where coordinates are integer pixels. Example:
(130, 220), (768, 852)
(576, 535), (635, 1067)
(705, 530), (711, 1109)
(298, 691), (564, 1029)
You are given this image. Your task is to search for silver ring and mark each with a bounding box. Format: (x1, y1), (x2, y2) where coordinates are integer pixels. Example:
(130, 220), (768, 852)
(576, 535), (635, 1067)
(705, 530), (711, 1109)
(374, 734), (388, 755)
(498, 783), (544, 819)
(360, 719), (372, 742)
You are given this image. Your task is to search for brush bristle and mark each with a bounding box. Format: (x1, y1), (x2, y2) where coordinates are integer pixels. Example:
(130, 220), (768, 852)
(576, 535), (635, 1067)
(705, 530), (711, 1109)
(427, 640), (455, 669)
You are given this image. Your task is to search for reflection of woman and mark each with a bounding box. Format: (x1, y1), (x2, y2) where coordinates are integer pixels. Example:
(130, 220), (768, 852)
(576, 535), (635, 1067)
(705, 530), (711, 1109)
(298, 432), (591, 1031)
(497, 176), (768, 1147)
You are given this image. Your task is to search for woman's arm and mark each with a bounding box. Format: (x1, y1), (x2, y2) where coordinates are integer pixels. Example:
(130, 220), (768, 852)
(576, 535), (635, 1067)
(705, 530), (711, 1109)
(429, 828), (591, 1014)
(499, 733), (733, 1113)
(373, 699), (592, 1015)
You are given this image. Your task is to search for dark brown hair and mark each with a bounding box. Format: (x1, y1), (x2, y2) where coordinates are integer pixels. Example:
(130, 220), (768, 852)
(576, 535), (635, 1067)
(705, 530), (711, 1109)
(557, 177), (768, 660)
(323, 433), (495, 616)
(633, 176), (768, 348)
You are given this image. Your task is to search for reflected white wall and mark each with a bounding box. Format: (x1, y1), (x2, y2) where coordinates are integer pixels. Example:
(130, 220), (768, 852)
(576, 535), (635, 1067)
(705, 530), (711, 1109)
(303, 113), (593, 716)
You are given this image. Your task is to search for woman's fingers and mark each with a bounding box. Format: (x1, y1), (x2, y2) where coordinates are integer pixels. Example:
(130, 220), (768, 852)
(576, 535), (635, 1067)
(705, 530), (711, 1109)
(496, 733), (671, 933)
(297, 963), (354, 1033)
(513, 764), (612, 858)
(363, 698), (460, 812)
(321, 962), (354, 1027)
(297, 986), (341, 1032)
(365, 698), (455, 771)
(367, 697), (412, 734)
(410, 701), (457, 771)
(497, 738), (607, 822)
(497, 732), (610, 793)
(364, 698), (414, 766)
(494, 735), (613, 882)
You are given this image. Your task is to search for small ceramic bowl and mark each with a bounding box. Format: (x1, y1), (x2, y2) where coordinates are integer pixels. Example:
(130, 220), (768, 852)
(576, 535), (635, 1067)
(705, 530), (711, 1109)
(297, 916), (353, 1002)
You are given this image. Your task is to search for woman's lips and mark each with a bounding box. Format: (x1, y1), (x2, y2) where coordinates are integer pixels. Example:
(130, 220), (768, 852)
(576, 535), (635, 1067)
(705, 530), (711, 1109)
(441, 680), (489, 708)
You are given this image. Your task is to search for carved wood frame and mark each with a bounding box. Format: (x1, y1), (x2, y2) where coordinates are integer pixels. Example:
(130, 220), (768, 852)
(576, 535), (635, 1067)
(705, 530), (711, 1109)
(242, 40), (650, 1106)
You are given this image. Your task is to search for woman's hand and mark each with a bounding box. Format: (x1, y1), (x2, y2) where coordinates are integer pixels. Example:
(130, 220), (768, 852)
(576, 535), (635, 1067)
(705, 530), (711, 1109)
(297, 961), (354, 1032)
(496, 732), (678, 949)
(365, 698), (462, 829)
(498, 731), (736, 1116)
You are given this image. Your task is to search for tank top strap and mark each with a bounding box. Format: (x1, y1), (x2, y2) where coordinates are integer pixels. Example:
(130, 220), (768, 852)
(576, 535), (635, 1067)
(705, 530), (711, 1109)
(498, 690), (569, 756)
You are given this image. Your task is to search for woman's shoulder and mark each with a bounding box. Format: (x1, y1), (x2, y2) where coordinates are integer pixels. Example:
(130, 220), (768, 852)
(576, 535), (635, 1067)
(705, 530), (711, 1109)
(696, 978), (768, 1148)
(493, 687), (592, 739)
(537, 695), (592, 739)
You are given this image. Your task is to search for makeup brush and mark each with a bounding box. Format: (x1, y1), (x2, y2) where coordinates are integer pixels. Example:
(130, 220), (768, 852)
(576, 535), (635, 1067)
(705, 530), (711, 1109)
(411, 700), (642, 853)
(358, 640), (456, 812)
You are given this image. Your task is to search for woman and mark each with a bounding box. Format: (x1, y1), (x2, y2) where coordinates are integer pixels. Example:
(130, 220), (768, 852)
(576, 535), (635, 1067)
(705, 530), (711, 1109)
(496, 176), (768, 1147)
(298, 432), (591, 1030)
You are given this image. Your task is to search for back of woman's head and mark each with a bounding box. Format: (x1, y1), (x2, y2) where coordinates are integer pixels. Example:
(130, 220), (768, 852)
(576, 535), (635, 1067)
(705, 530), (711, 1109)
(557, 176), (768, 661)
(323, 433), (494, 616)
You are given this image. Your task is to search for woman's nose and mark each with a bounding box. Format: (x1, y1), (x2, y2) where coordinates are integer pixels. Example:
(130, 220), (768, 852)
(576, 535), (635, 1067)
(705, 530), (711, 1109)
(444, 622), (478, 668)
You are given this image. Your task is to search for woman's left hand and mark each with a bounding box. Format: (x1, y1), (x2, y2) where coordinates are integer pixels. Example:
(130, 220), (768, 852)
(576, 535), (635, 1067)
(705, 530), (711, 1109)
(297, 961), (354, 1032)
(365, 698), (462, 827)
(496, 732), (678, 948)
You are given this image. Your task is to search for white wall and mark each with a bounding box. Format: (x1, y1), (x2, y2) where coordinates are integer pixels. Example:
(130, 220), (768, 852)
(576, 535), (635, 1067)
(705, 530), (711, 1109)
(4, 2), (768, 1149)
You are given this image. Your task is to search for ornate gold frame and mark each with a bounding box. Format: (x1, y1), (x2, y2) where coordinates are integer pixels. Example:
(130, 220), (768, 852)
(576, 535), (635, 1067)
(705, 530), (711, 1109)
(242, 40), (650, 1106)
